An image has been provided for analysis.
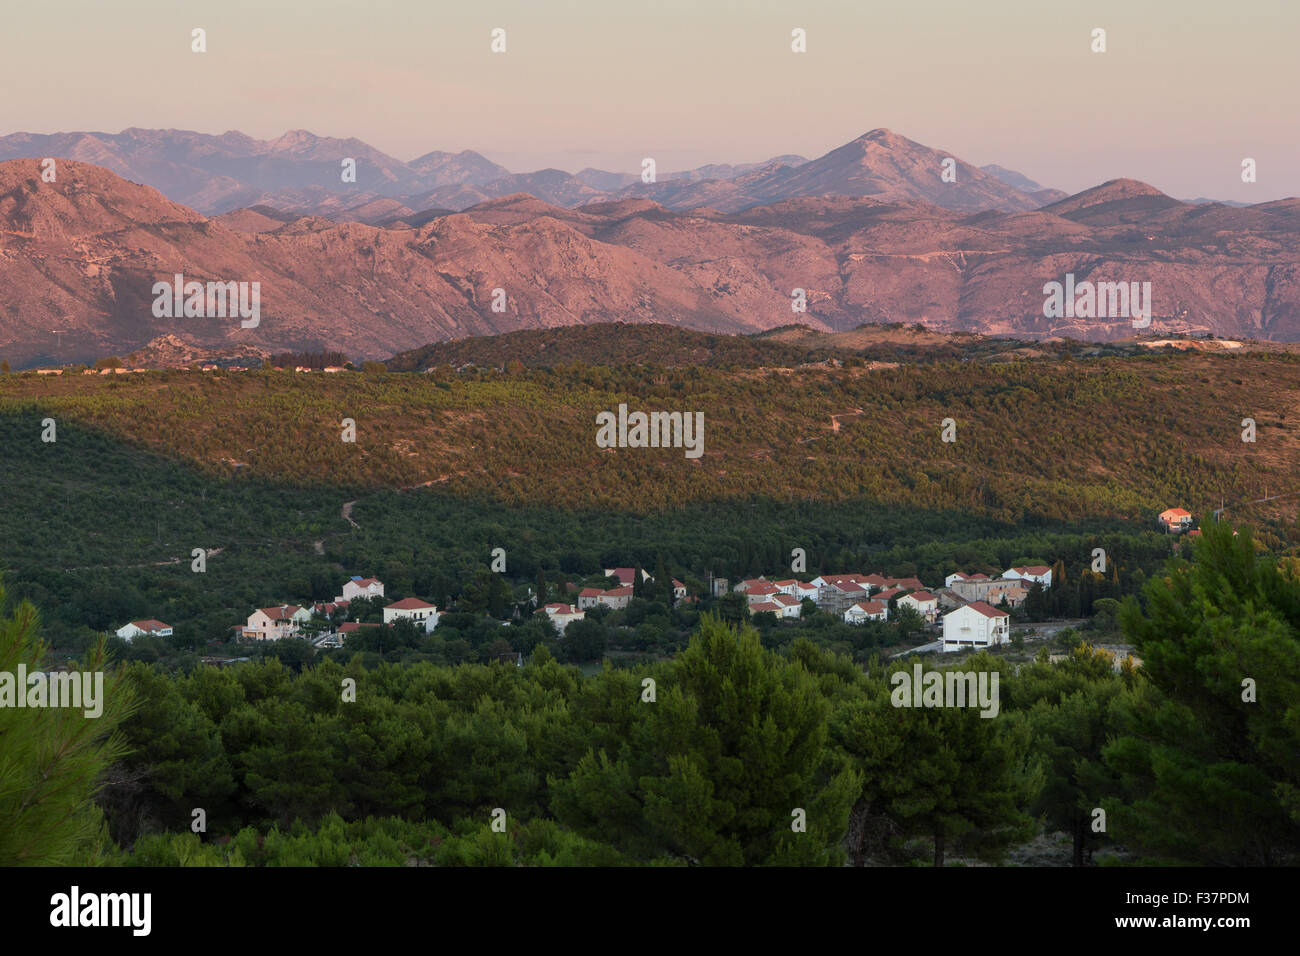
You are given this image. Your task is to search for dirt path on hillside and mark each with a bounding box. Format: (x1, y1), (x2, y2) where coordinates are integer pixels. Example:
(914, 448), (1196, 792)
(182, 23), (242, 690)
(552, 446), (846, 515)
(342, 500), (359, 528)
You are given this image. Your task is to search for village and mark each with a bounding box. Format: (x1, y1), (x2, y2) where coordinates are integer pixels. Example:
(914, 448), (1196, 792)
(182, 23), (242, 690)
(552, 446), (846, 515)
(111, 506), (1199, 663)
(111, 564), (1044, 656)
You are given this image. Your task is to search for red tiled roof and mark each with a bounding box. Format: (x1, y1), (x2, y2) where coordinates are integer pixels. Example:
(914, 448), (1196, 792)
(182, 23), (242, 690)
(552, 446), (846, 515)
(773, 594), (800, 606)
(539, 603), (580, 615)
(578, 587), (602, 597)
(259, 605), (303, 620)
(130, 619), (170, 631)
(851, 600), (886, 614)
(1160, 507), (1192, 519)
(750, 601), (782, 613)
(905, 591), (936, 602)
(386, 597), (435, 610)
(605, 586), (634, 597)
(964, 601), (1009, 619)
(1012, 566), (1051, 576)
(886, 577), (926, 591)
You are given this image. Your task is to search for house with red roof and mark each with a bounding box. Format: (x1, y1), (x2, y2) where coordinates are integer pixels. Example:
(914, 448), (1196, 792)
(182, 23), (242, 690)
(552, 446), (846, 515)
(242, 605), (312, 641)
(1159, 508), (1194, 533)
(604, 567), (653, 587)
(742, 582), (783, 606)
(941, 601), (1010, 652)
(382, 597), (440, 632)
(336, 576), (385, 603)
(898, 590), (940, 622)
(115, 619), (173, 641)
(535, 603), (585, 634)
(772, 593), (803, 619)
(844, 600), (887, 624)
(872, 586), (905, 605)
(1002, 565), (1053, 587)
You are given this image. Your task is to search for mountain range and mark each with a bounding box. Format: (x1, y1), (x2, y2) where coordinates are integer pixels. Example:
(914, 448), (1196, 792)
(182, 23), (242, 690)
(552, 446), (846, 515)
(0, 127), (1063, 222)
(2, 129), (1299, 367)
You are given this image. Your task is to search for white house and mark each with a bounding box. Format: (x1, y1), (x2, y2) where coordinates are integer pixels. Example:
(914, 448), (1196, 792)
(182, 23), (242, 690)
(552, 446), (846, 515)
(897, 590), (940, 623)
(772, 593), (802, 619)
(792, 581), (821, 602)
(116, 619), (173, 641)
(383, 597), (440, 633)
(1158, 508), (1193, 533)
(941, 602), (1010, 652)
(336, 576), (385, 603)
(844, 600), (887, 624)
(1002, 565), (1052, 588)
(242, 605), (311, 641)
(536, 603), (585, 634)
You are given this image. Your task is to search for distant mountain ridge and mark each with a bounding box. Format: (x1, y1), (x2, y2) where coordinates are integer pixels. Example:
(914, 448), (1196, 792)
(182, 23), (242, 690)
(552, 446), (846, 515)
(0, 127), (1061, 221)
(3, 157), (1299, 368)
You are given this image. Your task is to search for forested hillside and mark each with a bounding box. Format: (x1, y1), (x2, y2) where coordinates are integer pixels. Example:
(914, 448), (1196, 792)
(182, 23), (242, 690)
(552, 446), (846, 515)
(5, 522), (1296, 867)
(3, 349), (1297, 526)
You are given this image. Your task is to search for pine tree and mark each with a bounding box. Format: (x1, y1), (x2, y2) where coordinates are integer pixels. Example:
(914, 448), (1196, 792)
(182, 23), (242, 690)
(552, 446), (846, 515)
(0, 586), (136, 865)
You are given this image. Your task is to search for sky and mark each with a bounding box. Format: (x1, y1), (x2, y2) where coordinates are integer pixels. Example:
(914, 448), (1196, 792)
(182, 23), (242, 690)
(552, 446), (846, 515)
(4, 0), (1297, 201)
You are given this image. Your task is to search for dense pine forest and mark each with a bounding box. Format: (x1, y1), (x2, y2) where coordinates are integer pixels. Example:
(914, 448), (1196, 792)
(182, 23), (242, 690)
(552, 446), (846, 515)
(4, 522), (1299, 866)
(3, 332), (1299, 866)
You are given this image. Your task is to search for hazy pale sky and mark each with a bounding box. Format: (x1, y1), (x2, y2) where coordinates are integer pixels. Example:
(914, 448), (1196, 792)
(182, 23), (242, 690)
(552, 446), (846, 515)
(5, 0), (1297, 200)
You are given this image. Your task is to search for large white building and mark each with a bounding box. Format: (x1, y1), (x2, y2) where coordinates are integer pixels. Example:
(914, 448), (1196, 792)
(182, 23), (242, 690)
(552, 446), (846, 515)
(383, 597), (440, 633)
(941, 602), (1010, 652)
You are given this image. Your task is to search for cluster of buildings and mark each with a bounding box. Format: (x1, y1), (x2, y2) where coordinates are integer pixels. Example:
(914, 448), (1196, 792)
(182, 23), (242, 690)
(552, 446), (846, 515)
(731, 564), (1053, 653)
(114, 561), (1058, 657)
(114, 576), (442, 649)
(234, 577), (442, 645)
(576, 567), (686, 613)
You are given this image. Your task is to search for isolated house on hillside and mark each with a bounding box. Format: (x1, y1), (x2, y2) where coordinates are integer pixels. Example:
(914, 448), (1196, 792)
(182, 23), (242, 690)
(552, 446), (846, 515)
(1159, 508), (1193, 532)
(941, 602), (1010, 652)
(115, 619), (173, 641)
